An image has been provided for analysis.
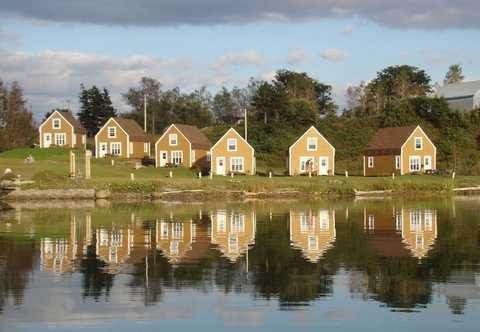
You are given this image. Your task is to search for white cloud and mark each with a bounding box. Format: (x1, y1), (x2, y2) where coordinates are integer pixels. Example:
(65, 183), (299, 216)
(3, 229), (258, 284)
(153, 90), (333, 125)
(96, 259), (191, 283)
(209, 50), (266, 71)
(319, 49), (352, 61)
(339, 25), (353, 35)
(285, 48), (309, 65)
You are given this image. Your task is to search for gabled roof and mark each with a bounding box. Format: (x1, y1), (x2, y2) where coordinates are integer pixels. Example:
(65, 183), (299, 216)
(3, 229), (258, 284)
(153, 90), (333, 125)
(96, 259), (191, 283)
(113, 118), (150, 142)
(174, 124), (212, 150)
(211, 127), (254, 152)
(436, 80), (480, 100)
(363, 125), (418, 156)
(60, 111), (87, 134)
(288, 126), (335, 155)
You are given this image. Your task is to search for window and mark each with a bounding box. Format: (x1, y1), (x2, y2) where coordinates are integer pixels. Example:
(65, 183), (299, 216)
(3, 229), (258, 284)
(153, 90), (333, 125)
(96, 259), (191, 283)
(307, 137), (317, 151)
(368, 157), (374, 168)
(55, 133), (66, 146)
(73, 135), (76, 145)
(169, 134), (177, 146)
(230, 157), (244, 171)
(108, 127), (116, 138)
(82, 135), (85, 144)
(300, 157), (313, 172)
(144, 143), (148, 153)
(129, 142), (133, 154)
(172, 151), (182, 164)
(414, 137), (422, 150)
(53, 119), (61, 129)
(410, 156), (420, 172)
(111, 143), (121, 155)
(395, 156), (401, 169)
(206, 152), (211, 162)
(227, 138), (237, 151)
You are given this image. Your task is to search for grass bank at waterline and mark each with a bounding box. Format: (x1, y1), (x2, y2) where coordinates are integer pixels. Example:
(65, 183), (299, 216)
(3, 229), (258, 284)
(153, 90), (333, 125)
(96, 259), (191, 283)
(1, 148), (479, 200)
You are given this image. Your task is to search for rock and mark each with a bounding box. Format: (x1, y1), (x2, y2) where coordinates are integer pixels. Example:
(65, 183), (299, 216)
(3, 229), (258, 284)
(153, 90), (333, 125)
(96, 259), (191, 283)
(95, 190), (108, 199)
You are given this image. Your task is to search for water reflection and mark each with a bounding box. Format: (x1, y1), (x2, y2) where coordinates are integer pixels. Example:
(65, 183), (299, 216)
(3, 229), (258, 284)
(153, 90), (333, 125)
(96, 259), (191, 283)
(0, 197), (479, 330)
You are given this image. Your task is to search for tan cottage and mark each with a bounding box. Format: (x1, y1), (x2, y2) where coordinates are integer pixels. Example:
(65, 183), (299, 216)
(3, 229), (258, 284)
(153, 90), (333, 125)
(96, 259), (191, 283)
(39, 110), (87, 149)
(95, 118), (150, 158)
(287, 126), (335, 176)
(363, 125), (436, 176)
(210, 128), (255, 175)
(155, 124), (212, 168)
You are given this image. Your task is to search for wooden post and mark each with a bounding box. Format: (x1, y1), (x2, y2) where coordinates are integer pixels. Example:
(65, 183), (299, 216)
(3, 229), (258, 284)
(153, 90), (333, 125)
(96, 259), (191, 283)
(345, 170), (348, 178)
(131, 173), (134, 181)
(198, 172), (202, 179)
(169, 171), (173, 178)
(269, 172), (272, 179)
(392, 173), (395, 179)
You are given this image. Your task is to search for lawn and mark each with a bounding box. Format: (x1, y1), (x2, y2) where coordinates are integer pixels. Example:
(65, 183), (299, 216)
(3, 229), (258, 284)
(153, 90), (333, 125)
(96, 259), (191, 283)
(0, 147), (479, 194)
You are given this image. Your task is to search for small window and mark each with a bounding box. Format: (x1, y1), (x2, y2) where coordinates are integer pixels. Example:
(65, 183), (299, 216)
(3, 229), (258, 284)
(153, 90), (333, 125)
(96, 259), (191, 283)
(414, 137), (422, 150)
(169, 134), (177, 146)
(368, 157), (374, 168)
(53, 119), (61, 129)
(227, 139), (237, 151)
(307, 137), (317, 151)
(206, 152), (211, 162)
(395, 156), (401, 169)
(108, 127), (116, 138)
(144, 143), (148, 153)
(129, 142), (133, 155)
(111, 143), (121, 155)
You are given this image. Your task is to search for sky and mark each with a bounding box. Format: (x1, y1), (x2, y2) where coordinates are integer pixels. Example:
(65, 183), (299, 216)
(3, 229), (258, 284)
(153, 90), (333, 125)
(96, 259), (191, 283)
(1, 0), (480, 122)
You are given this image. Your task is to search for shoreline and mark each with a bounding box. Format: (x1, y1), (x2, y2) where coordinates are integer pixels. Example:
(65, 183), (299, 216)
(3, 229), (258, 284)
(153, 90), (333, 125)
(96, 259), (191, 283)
(1, 186), (480, 202)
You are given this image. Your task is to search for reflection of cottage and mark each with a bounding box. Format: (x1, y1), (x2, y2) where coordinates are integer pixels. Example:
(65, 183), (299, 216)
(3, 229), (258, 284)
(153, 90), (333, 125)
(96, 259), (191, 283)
(287, 126), (335, 176)
(40, 237), (76, 275)
(363, 125), (436, 176)
(96, 227), (133, 274)
(210, 210), (256, 262)
(289, 209), (336, 263)
(156, 216), (194, 266)
(399, 207), (437, 260)
(363, 207), (412, 257)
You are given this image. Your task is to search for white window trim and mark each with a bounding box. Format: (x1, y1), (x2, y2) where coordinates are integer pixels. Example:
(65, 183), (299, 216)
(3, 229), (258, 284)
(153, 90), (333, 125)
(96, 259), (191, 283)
(307, 137), (317, 151)
(129, 142), (133, 155)
(227, 138), (237, 151)
(171, 150), (182, 164)
(414, 137), (422, 150)
(169, 134), (178, 146)
(53, 118), (61, 129)
(395, 156), (401, 169)
(409, 156), (421, 172)
(300, 156), (314, 172)
(368, 157), (374, 168)
(230, 157), (244, 172)
(110, 142), (121, 156)
(55, 133), (66, 146)
(108, 126), (116, 138)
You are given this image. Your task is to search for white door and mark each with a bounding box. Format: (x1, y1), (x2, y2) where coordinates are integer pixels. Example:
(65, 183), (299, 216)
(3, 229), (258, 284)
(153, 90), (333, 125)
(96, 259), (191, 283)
(319, 157), (328, 175)
(216, 157), (225, 176)
(159, 151), (167, 167)
(423, 156), (432, 170)
(99, 143), (107, 158)
(43, 133), (51, 148)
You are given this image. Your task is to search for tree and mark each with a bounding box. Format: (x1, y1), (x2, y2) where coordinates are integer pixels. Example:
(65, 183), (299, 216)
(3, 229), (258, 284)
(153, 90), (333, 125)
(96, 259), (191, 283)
(0, 79), (36, 152)
(43, 108), (69, 122)
(369, 65), (432, 110)
(77, 84), (116, 137)
(121, 77), (163, 134)
(443, 64), (464, 85)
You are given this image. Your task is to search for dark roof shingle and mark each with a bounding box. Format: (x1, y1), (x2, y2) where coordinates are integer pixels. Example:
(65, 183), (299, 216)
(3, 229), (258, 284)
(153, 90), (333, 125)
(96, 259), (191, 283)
(59, 111), (87, 134)
(363, 125), (417, 156)
(174, 124), (212, 150)
(114, 118), (150, 142)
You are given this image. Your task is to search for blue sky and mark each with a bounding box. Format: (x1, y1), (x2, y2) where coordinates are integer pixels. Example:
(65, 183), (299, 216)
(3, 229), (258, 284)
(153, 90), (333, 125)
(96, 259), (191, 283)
(1, 1), (480, 122)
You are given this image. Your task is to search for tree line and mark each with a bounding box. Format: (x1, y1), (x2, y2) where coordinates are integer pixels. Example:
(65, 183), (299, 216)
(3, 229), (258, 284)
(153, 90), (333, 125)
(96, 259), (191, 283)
(2, 63), (479, 174)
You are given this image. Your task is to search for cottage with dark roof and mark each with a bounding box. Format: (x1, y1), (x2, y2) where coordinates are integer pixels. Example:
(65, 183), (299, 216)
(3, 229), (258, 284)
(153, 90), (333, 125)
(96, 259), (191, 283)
(363, 125), (436, 176)
(95, 118), (150, 158)
(39, 110), (87, 149)
(155, 124), (213, 168)
(436, 80), (480, 111)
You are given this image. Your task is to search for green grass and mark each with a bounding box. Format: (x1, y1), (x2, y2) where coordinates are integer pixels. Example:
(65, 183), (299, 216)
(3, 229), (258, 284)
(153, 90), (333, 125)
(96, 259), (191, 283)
(0, 148), (479, 195)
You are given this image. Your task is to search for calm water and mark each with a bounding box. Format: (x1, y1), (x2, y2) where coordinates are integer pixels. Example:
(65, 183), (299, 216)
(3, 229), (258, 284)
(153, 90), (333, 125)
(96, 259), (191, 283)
(0, 196), (479, 331)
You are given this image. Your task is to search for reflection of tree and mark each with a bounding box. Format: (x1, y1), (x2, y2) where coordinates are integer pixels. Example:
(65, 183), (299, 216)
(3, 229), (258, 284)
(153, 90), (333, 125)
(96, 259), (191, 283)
(79, 236), (114, 301)
(446, 296), (466, 315)
(0, 237), (36, 313)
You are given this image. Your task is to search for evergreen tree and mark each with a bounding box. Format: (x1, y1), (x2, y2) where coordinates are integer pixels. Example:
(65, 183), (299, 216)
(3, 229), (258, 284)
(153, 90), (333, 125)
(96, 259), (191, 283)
(78, 84), (116, 137)
(443, 64), (464, 85)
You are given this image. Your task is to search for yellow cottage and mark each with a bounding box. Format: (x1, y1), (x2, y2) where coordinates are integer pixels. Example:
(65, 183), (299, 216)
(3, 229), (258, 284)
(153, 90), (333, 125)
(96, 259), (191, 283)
(210, 128), (255, 175)
(39, 110), (87, 149)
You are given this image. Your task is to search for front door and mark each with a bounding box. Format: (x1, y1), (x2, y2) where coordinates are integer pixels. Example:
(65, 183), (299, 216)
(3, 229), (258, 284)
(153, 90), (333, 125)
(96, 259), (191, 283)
(216, 157), (225, 176)
(423, 156), (432, 170)
(98, 143), (107, 158)
(43, 133), (51, 148)
(319, 157), (328, 175)
(159, 151), (167, 167)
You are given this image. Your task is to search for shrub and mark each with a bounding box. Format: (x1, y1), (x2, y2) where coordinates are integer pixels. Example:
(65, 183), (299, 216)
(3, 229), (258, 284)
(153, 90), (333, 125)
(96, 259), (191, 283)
(32, 170), (67, 183)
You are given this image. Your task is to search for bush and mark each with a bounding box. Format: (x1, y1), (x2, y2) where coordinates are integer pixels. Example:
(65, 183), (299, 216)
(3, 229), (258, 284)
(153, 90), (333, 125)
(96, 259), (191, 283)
(32, 170), (67, 183)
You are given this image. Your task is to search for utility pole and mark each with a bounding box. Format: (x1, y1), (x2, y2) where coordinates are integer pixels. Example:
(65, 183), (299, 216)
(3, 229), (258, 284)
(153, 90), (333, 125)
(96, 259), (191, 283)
(244, 109), (247, 142)
(144, 94), (147, 132)
(66, 99), (71, 113)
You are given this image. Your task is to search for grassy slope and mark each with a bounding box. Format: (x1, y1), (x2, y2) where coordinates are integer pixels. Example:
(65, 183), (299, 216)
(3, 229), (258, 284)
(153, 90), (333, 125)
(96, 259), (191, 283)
(0, 148), (478, 193)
